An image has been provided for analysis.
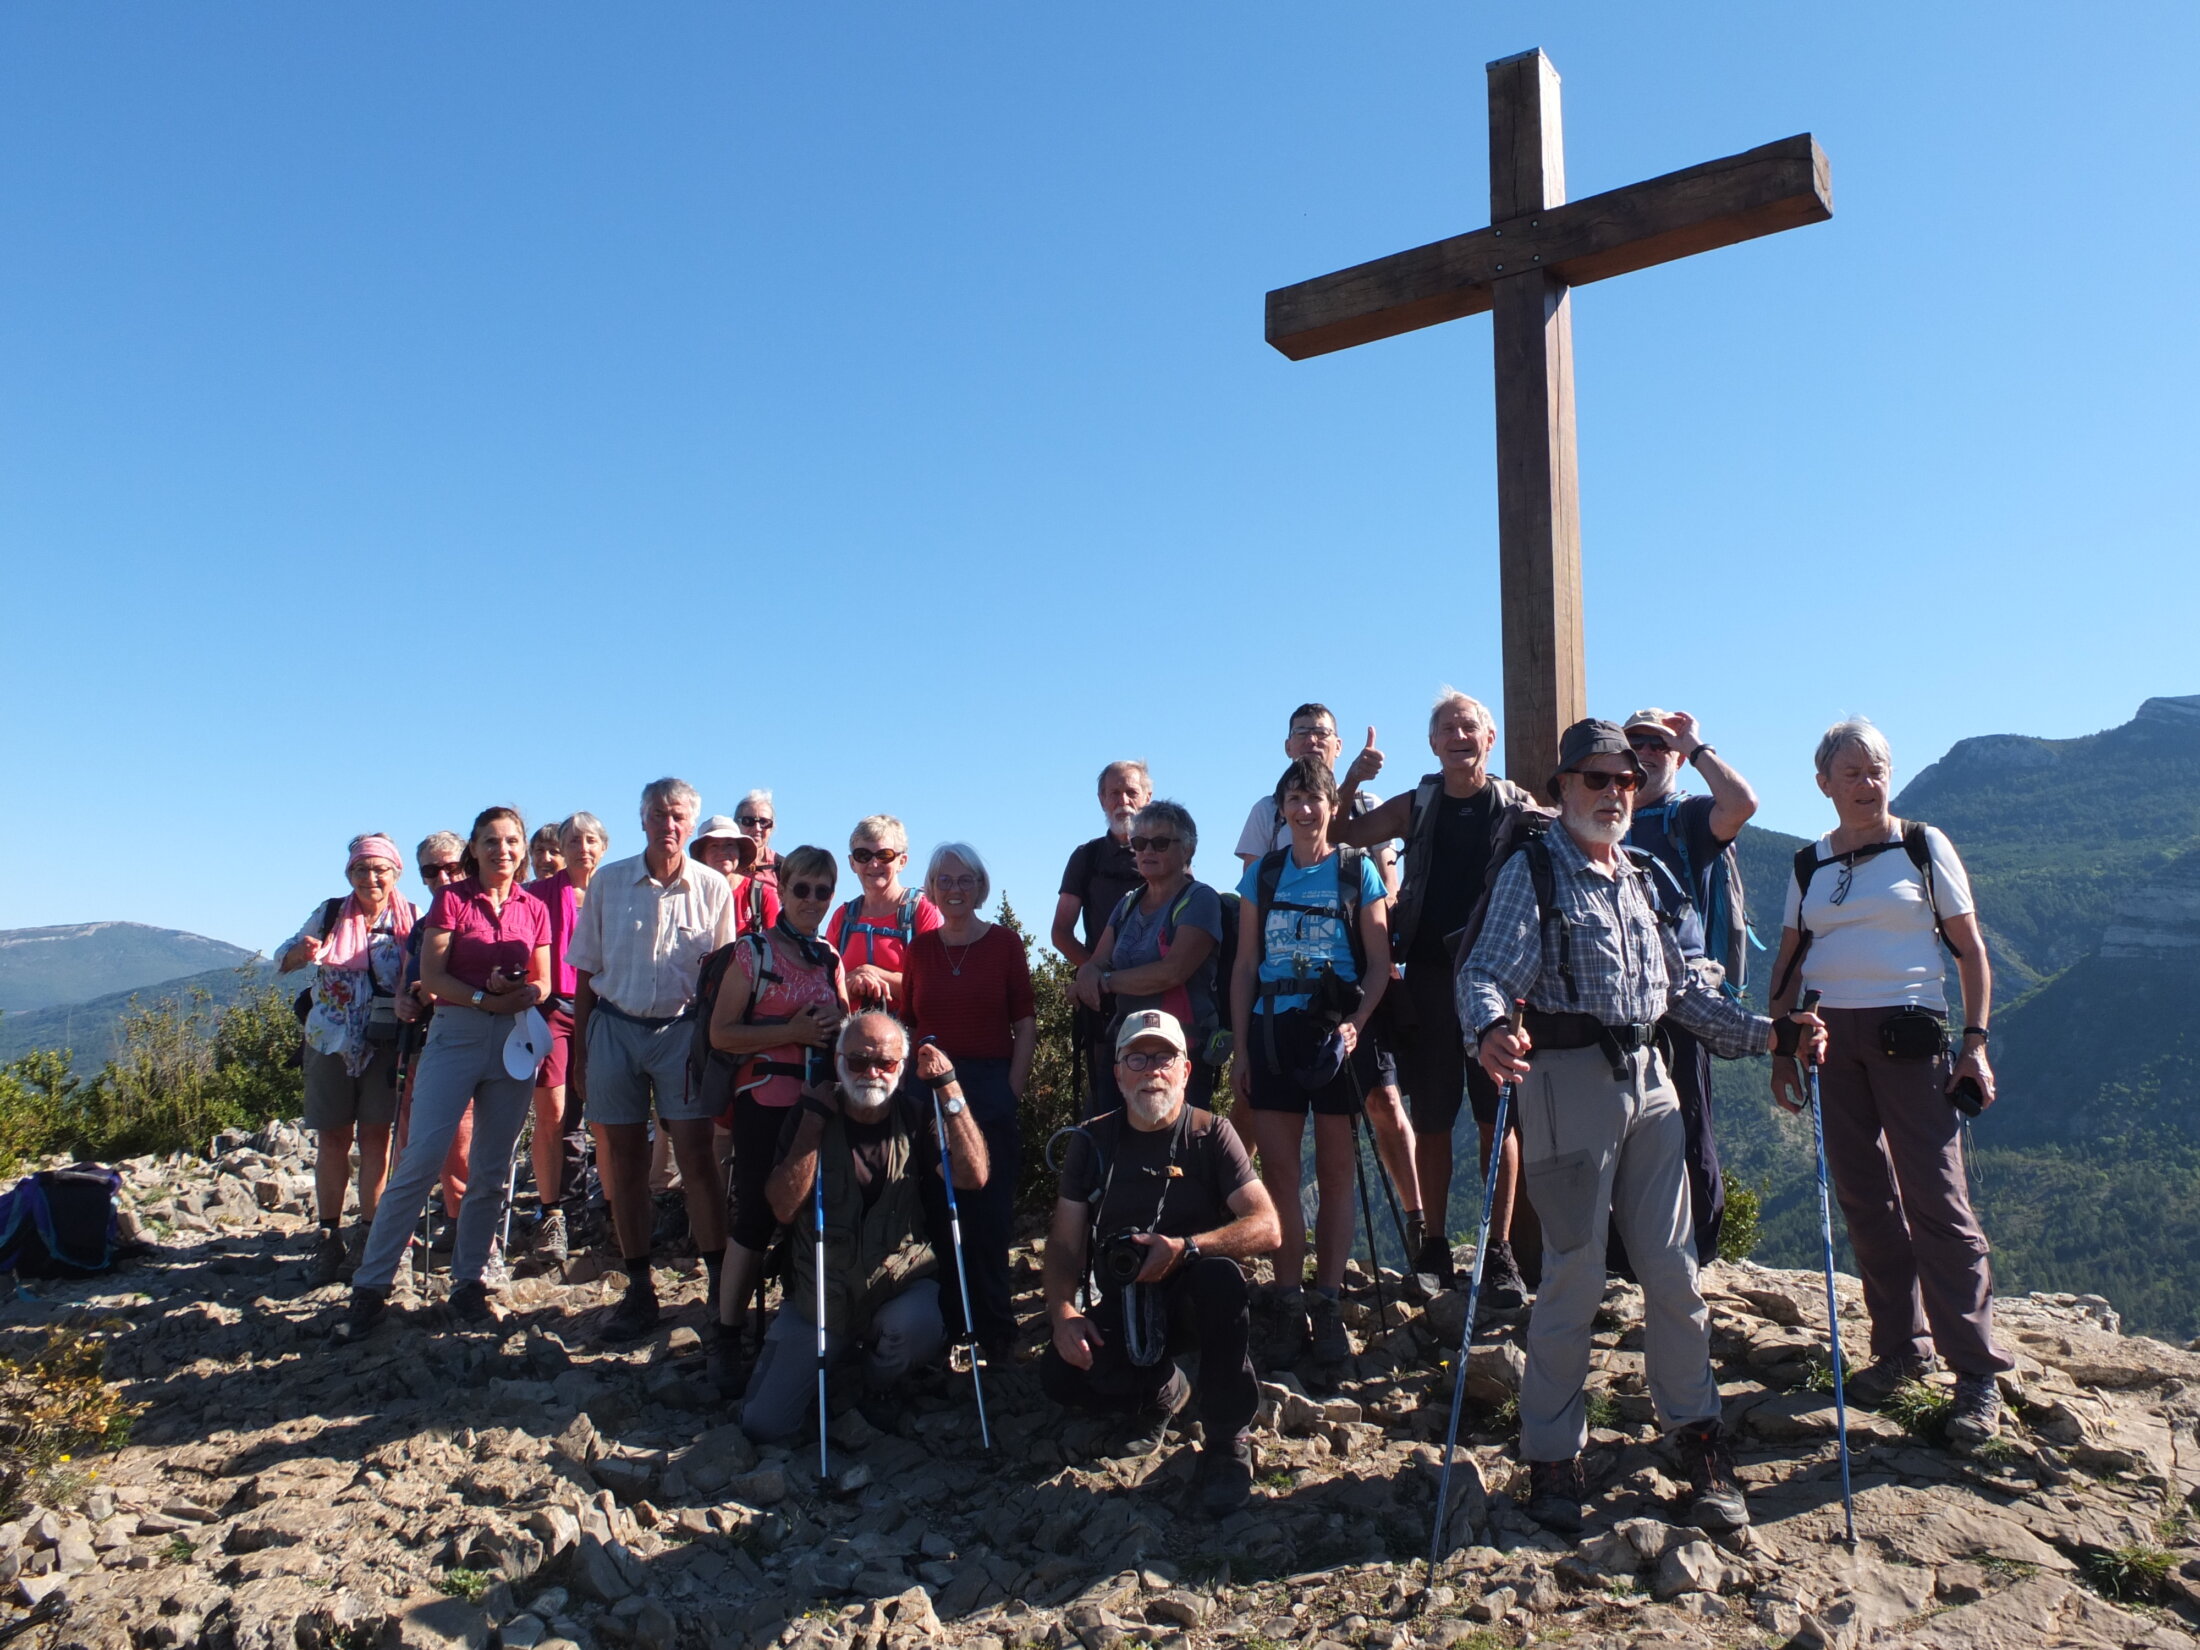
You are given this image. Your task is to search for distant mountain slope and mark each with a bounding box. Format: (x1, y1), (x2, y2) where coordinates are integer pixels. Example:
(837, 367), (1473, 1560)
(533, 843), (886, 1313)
(0, 960), (284, 1066)
(0, 922), (258, 1013)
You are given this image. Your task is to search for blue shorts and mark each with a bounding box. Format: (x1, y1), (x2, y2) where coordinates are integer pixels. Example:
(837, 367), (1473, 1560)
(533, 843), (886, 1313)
(582, 1011), (712, 1127)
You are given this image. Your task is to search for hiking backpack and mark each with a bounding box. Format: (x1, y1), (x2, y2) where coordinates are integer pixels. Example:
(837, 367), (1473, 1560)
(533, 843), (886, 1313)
(1251, 844), (1372, 984)
(1631, 796), (1760, 995)
(1770, 820), (1963, 1002)
(832, 890), (924, 967)
(0, 1165), (138, 1278)
(290, 896), (347, 1024)
(1103, 881), (1241, 1057)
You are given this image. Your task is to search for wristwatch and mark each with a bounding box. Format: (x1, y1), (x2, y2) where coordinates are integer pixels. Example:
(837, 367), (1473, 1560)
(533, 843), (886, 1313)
(943, 1093), (967, 1117)
(1688, 744), (1715, 767)
(470, 989), (485, 1007)
(1178, 1237), (1202, 1273)
(1963, 1025), (1991, 1042)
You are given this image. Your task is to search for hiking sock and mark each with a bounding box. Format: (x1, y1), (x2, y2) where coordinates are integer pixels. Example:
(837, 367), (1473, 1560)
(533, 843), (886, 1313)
(704, 1249), (725, 1305)
(624, 1255), (656, 1294)
(1313, 1285), (1341, 1304)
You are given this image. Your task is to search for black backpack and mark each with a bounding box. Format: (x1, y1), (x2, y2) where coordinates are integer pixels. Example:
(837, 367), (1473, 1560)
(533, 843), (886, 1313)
(0, 1166), (141, 1278)
(1252, 844), (1371, 980)
(1771, 820), (1962, 1002)
(290, 896), (346, 1024)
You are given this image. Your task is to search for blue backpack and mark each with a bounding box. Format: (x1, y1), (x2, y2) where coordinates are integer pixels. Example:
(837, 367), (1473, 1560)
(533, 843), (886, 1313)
(0, 1165), (132, 1278)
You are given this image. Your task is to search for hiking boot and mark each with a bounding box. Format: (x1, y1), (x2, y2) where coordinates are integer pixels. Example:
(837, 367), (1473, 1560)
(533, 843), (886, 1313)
(1523, 1456), (1587, 1536)
(1846, 1353), (1935, 1408)
(448, 1280), (494, 1324)
(597, 1281), (660, 1344)
(1308, 1293), (1352, 1366)
(1190, 1435), (1255, 1519)
(1946, 1373), (2003, 1450)
(535, 1208), (570, 1270)
(1412, 1235), (1457, 1288)
(1117, 1367), (1192, 1458)
(706, 1327), (751, 1400)
(1479, 1240), (1528, 1314)
(1405, 1212), (1429, 1268)
(310, 1228), (348, 1288)
(1268, 1290), (1310, 1367)
(1673, 1419), (1750, 1532)
(330, 1287), (388, 1345)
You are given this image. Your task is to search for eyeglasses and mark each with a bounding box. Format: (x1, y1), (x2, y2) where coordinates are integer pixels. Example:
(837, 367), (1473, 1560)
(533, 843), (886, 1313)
(1118, 1049), (1182, 1073)
(849, 848), (901, 866)
(1572, 770), (1642, 793)
(843, 1054), (901, 1075)
(1128, 835), (1177, 853)
(1290, 724), (1339, 742)
(737, 816), (773, 830)
(1626, 734), (1672, 754)
(787, 880), (833, 901)
(935, 874), (980, 891)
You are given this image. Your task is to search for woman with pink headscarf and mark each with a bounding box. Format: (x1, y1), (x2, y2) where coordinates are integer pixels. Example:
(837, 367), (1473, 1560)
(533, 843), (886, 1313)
(278, 833), (420, 1287)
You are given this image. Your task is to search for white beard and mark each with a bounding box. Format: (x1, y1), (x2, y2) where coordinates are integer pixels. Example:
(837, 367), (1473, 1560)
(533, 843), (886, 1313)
(836, 1061), (894, 1115)
(1109, 807), (1139, 836)
(1566, 807), (1629, 847)
(1126, 1081), (1181, 1129)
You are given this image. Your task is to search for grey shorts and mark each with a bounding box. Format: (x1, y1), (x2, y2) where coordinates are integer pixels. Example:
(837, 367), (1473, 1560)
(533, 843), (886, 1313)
(583, 1010), (711, 1127)
(302, 1042), (401, 1130)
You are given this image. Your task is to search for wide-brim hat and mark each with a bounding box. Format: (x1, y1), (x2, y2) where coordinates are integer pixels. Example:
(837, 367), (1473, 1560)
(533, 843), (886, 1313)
(689, 815), (760, 870)
(1622, 708), (1681, 745)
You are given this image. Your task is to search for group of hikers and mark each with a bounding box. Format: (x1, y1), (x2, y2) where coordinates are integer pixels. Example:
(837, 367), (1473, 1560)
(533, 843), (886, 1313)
(281, 694), (2009, 1532)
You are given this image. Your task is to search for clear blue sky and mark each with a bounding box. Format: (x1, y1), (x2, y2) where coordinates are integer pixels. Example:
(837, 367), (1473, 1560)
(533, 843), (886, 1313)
(4, 4), (2194, 953)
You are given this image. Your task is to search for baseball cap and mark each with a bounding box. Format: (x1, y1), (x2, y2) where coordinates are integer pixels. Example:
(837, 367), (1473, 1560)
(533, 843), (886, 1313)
(1114, 1008), (1189, 1059)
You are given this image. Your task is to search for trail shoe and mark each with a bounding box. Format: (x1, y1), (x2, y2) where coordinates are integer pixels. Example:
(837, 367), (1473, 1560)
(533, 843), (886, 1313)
(448, 1280), (494, 1324)
(1946, 1373), (2003, 1449)
(310, 1228), (348, 1288)
(1412, 1235), (1458, 1289)
(707, 1326), (750, 1400)
(1405, 1212), (1429, 1268)
(1524, 1456), (1587, 1535)
(598, 1282), (661, 1344)
(535, 1208), (570, 1270)
(1673, 1419), (1750, 1532)
(330, 1287), (389, 1345)
(1117, 1367), (1192, 1458)
(1308, 1293), (1352, 1366)
(1480, 1240), (1528, 1314)
(1268, 1289), (1310, 1368)
(1847, 1353), (1935, 1408)
(1191, 1435), (1255, 1519)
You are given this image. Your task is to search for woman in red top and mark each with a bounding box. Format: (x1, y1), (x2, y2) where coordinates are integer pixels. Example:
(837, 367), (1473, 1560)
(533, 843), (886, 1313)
(904, 841), (1034, 1354)
(335, 806), (553, 1342)
(826, 814), (942, 1012)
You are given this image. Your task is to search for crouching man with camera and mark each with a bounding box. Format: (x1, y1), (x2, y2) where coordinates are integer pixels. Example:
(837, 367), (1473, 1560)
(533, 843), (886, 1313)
(1042, 1009), (1283, 1518)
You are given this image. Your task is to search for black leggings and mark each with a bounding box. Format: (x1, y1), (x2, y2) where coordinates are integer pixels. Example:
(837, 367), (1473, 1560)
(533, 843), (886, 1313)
(725, 1093), (794, 1251)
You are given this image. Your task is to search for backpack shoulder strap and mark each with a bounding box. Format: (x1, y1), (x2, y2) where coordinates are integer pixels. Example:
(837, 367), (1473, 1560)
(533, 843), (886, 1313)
(319, 896), (346, 937)
(1899, 820), (1964, 958)
(1520, 834), (1572, 1002)
(897, 890), (921, 944)
(1108, 886), (1142, 935)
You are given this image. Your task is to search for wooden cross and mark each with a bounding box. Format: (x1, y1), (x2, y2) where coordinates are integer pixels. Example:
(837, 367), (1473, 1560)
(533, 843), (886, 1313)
(1267, 49), (1831, 790)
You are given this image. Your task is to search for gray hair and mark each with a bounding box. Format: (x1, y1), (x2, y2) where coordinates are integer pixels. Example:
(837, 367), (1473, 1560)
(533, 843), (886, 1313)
(1132, 799), (1198, 858)
(415, 831), (464, 865)
(851, 813), (908, 853)
(1429, 687), (1493, 736)
(740, 788), (774, 811)
(561, 811), (608, 850)
(837, 1009), (910, 1059)
(641, 777), (701, 816)
(1097, 759), (1152, 795)
(925, 841), (991, 904)
(1814, 716), (1894, 779)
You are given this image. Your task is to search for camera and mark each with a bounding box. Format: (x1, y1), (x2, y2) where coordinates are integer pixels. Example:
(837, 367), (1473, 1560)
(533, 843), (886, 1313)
(1097, 1229), (1150, 1287)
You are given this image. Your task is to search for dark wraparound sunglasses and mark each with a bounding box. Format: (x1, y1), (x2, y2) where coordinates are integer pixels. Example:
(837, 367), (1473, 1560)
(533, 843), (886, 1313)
(849, 848), (901, 866)
(787, 880), (834, 900)
(1573, 770), (1642, 793)
(1627, 734), (1672, 754)
(738, 815), (773, 830)
(844, 1054), (901, 1074)
(1129, 835), (1178, 853)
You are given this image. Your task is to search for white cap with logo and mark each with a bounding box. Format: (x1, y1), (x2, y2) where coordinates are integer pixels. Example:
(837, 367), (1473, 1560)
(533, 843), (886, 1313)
(1114, 1008), (1188, 1058)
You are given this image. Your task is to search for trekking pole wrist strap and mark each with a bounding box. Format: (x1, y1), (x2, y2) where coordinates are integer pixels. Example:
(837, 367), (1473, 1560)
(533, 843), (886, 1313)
(921, 1067), (959, 1090)
(1771, 1016), (1804, 1059)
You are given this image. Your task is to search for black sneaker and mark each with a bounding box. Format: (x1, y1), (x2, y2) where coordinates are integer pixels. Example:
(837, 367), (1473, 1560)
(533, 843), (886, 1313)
(1405, 1212), (1429, 1265)
(1117, 1367), (1192, 1458)
(1946, 1373), (2002, 1449)
(706, 1326), (750, 1400)
(1412, 1235), (1457, 1288)
(1479, 1240), (1528, 1314)
(1846, 1353), (1935, 1408)
(1308, 1293), (1352, 1365)
(448, 1280), (494, 1324)
(310, 1229), (348, 1288)
(597, 1282), (660, 1344)
(1673, 1419), (1749, 1532)
(330, 1287), (388, 1345)
(1524, 1456), (1586, 1535)
(1192, 1435), (1255, 1519)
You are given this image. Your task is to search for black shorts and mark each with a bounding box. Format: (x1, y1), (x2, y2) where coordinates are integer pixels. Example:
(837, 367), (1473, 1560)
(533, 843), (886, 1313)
(1244, 1009), (1381, 1118)
(1393, 966), (1506, 1132)
(724, 1092), (793, 1252)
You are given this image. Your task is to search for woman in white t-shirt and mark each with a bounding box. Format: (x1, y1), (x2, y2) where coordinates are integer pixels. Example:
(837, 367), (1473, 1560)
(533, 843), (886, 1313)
(1766, 717), (2012, 1449)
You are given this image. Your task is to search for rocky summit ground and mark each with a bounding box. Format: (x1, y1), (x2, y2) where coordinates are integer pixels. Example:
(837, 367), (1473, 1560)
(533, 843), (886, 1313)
(7, 1122), (2200, 1650)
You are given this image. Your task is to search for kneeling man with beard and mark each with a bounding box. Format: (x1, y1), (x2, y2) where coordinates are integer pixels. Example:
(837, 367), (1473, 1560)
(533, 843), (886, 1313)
(740, 1009), (989, 1443)
(1042, 1009), (1282, 1518)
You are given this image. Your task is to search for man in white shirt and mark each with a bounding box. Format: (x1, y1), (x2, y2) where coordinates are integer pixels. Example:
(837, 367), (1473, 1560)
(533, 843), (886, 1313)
(568, 777), (738, 1341)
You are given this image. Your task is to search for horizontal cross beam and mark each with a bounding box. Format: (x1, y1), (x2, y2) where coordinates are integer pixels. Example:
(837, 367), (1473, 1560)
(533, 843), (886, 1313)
(1265, 133), (1831, 361)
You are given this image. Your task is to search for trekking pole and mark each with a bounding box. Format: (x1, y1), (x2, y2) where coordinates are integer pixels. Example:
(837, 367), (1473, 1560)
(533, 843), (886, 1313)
(1344, 1057), (1414, 1268)
(1430, 999), (1524, 1570)
(922, 1044), (992, 1449)
(1800, 988), (1857, 1546)
(1347, 1108), (1388, 1375)
(813, 1143), (830, 1482)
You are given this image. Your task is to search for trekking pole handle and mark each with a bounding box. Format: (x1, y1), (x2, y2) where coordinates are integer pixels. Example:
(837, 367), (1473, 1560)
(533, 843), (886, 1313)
(1799, 989), (1823, 1069)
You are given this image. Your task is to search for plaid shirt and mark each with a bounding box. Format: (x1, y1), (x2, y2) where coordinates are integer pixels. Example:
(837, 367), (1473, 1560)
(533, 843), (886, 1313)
(1458, 822), (1768, 1060)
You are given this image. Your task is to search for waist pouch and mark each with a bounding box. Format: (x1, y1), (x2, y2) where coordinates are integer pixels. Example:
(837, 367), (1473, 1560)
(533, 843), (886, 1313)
(363, 1017), (403, 1049)
(1878, 1006), (1948, 1061)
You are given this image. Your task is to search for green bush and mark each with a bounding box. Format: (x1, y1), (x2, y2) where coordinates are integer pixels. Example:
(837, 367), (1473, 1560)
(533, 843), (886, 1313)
(996, 900), (1082, 1229)
(1717, 1178), (1764, 1263)
(0, 970), (303, 1176)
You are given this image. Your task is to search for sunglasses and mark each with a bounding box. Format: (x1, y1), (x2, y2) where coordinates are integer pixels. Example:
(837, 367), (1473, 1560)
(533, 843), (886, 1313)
(1626, 734), (1672, 754)
(422, 864), (463, 880)
(1118, 1049), (1182, 1073)
(1129, 835), (1178, 853)
(737, 816), (773, 830)
(787, 880), (834, 901)
(849, 848), (901, 866)
(1573, 769), (1642, 793)
(843, 1054), (901, 1075)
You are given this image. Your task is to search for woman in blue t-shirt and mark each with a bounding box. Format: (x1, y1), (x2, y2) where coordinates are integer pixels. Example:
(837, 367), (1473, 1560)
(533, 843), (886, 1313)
(1229, 756), (1392, 1369)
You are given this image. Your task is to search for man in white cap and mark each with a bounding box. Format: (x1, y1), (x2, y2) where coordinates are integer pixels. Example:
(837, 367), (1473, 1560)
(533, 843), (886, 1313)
(1041, 1009), (1282, 1519)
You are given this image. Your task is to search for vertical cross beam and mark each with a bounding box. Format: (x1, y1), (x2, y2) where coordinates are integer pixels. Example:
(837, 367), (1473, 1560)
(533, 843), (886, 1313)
(1487, 49), (1584, 796)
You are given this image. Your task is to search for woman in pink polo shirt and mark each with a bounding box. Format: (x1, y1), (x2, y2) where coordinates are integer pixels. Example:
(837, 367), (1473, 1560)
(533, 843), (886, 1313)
(335, 806), (553, 1341)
